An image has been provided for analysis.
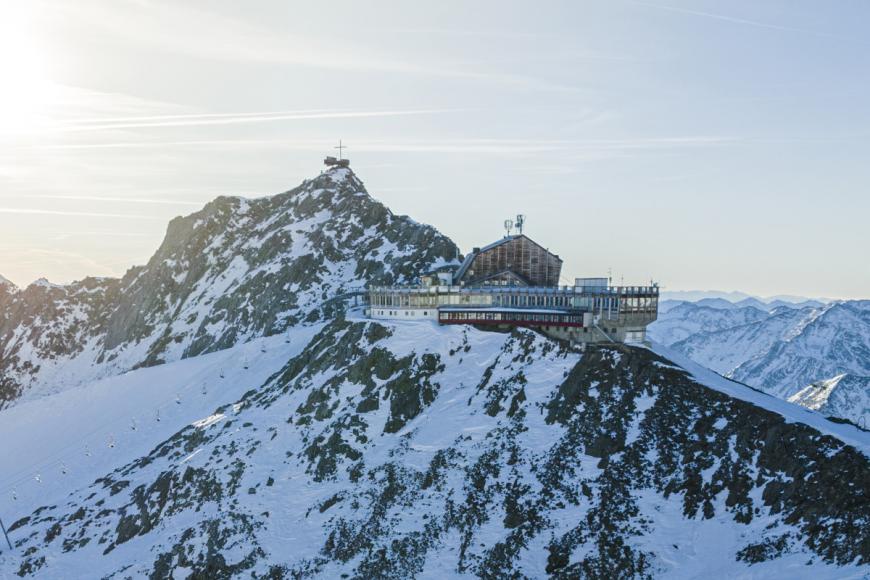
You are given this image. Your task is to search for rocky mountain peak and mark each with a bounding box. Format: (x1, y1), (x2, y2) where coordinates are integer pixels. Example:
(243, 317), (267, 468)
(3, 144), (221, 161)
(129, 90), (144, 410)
(0, 166), (459, 408)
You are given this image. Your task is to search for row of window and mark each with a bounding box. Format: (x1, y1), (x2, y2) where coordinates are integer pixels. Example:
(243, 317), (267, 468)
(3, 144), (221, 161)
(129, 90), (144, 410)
(438, 311), (583, 325)
(370, 292), (656, 313)
(373, 309), (430, 317)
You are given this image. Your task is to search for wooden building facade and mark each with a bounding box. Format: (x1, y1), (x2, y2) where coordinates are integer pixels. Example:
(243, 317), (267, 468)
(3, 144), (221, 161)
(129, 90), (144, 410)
(455, 235), (562, 287)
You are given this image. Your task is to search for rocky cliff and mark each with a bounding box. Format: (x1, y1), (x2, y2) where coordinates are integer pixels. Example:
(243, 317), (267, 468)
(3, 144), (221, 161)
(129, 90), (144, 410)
(0, 167), (458, 407)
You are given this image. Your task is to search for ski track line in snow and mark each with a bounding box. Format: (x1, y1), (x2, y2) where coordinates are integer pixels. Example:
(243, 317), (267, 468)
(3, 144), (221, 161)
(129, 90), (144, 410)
(0, 324), (324, 517)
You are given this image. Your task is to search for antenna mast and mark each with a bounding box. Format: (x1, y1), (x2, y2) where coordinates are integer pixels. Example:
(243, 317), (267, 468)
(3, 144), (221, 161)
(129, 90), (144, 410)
(515, 214), (526, 235)
(503, 218), (514, 237)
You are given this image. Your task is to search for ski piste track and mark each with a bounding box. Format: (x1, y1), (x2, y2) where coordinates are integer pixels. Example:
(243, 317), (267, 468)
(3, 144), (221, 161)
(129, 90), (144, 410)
(0, 289), (368, 548)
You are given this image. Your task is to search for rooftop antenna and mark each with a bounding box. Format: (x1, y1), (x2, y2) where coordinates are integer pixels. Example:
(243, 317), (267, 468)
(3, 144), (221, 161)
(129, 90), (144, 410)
(503, 218), (514, 237)
(515, 214), (526, 235)
(335, 139), (348, 161)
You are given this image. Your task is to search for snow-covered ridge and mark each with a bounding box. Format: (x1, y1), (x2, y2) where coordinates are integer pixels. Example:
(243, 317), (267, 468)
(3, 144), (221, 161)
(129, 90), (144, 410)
(649, 342), (870, 456)
(0, 167), (459, 408)
(649, 299), (870, 426)
(1, 319), (867, 578)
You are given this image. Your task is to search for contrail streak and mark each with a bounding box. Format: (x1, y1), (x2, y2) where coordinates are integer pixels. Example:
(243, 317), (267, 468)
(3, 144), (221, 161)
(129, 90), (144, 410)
(48, 109), (452, 133)
(18, 194), (204, 207)
(0, 208), (166, 220)
(630, 1), (856, 41)
(54, 109), (336, 126)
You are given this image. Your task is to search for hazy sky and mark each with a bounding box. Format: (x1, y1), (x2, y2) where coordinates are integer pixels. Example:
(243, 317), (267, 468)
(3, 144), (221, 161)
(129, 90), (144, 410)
(1, 0), (868, 298)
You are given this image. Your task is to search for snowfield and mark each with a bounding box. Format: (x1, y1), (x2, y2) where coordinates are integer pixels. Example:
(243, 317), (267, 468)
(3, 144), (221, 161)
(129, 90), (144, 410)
(0, 318), (867, 579)
(0, 324), (325, 519)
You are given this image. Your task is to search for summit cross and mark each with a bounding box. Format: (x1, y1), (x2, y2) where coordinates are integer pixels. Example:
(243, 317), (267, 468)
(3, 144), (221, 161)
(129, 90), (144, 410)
(335, 140), (348, 161)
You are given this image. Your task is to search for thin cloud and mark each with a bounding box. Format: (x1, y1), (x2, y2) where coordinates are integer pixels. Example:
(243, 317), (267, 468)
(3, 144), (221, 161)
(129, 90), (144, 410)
(0, 208), (167, 220)
(18, 194), (204, 207)
(45, 109), (454, 133)
(54, 109), (335, 126)
(630, 1), (856, 41)
(47, 231), (155, 238)
(29, 136), (737, 153)
(56, 2), (585, 90)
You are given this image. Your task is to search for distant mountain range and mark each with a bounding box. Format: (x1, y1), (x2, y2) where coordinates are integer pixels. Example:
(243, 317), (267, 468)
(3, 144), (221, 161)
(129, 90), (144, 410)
(660, 290), (832, 305)
(650, 298), (870, 426)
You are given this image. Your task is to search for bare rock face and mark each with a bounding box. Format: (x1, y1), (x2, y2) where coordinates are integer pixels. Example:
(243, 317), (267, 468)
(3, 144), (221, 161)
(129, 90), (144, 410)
(0, 168), (458, 407)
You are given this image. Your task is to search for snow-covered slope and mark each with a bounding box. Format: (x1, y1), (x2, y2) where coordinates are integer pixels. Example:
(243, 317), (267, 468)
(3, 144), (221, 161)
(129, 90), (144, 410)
(2, 167), (868, 578)
(647, 302), (769, 345)
(729, 301), (870, 398)
(788, 374), (870, 427)
(0, 318), (867, 579)
(666, 307), (815, 376)
(649, 300), (870, 425)
(0, 167), (458, 408)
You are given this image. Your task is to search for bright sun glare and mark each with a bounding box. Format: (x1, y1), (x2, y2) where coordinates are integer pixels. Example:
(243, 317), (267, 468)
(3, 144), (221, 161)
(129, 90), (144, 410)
(0, 3), (55, 136)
